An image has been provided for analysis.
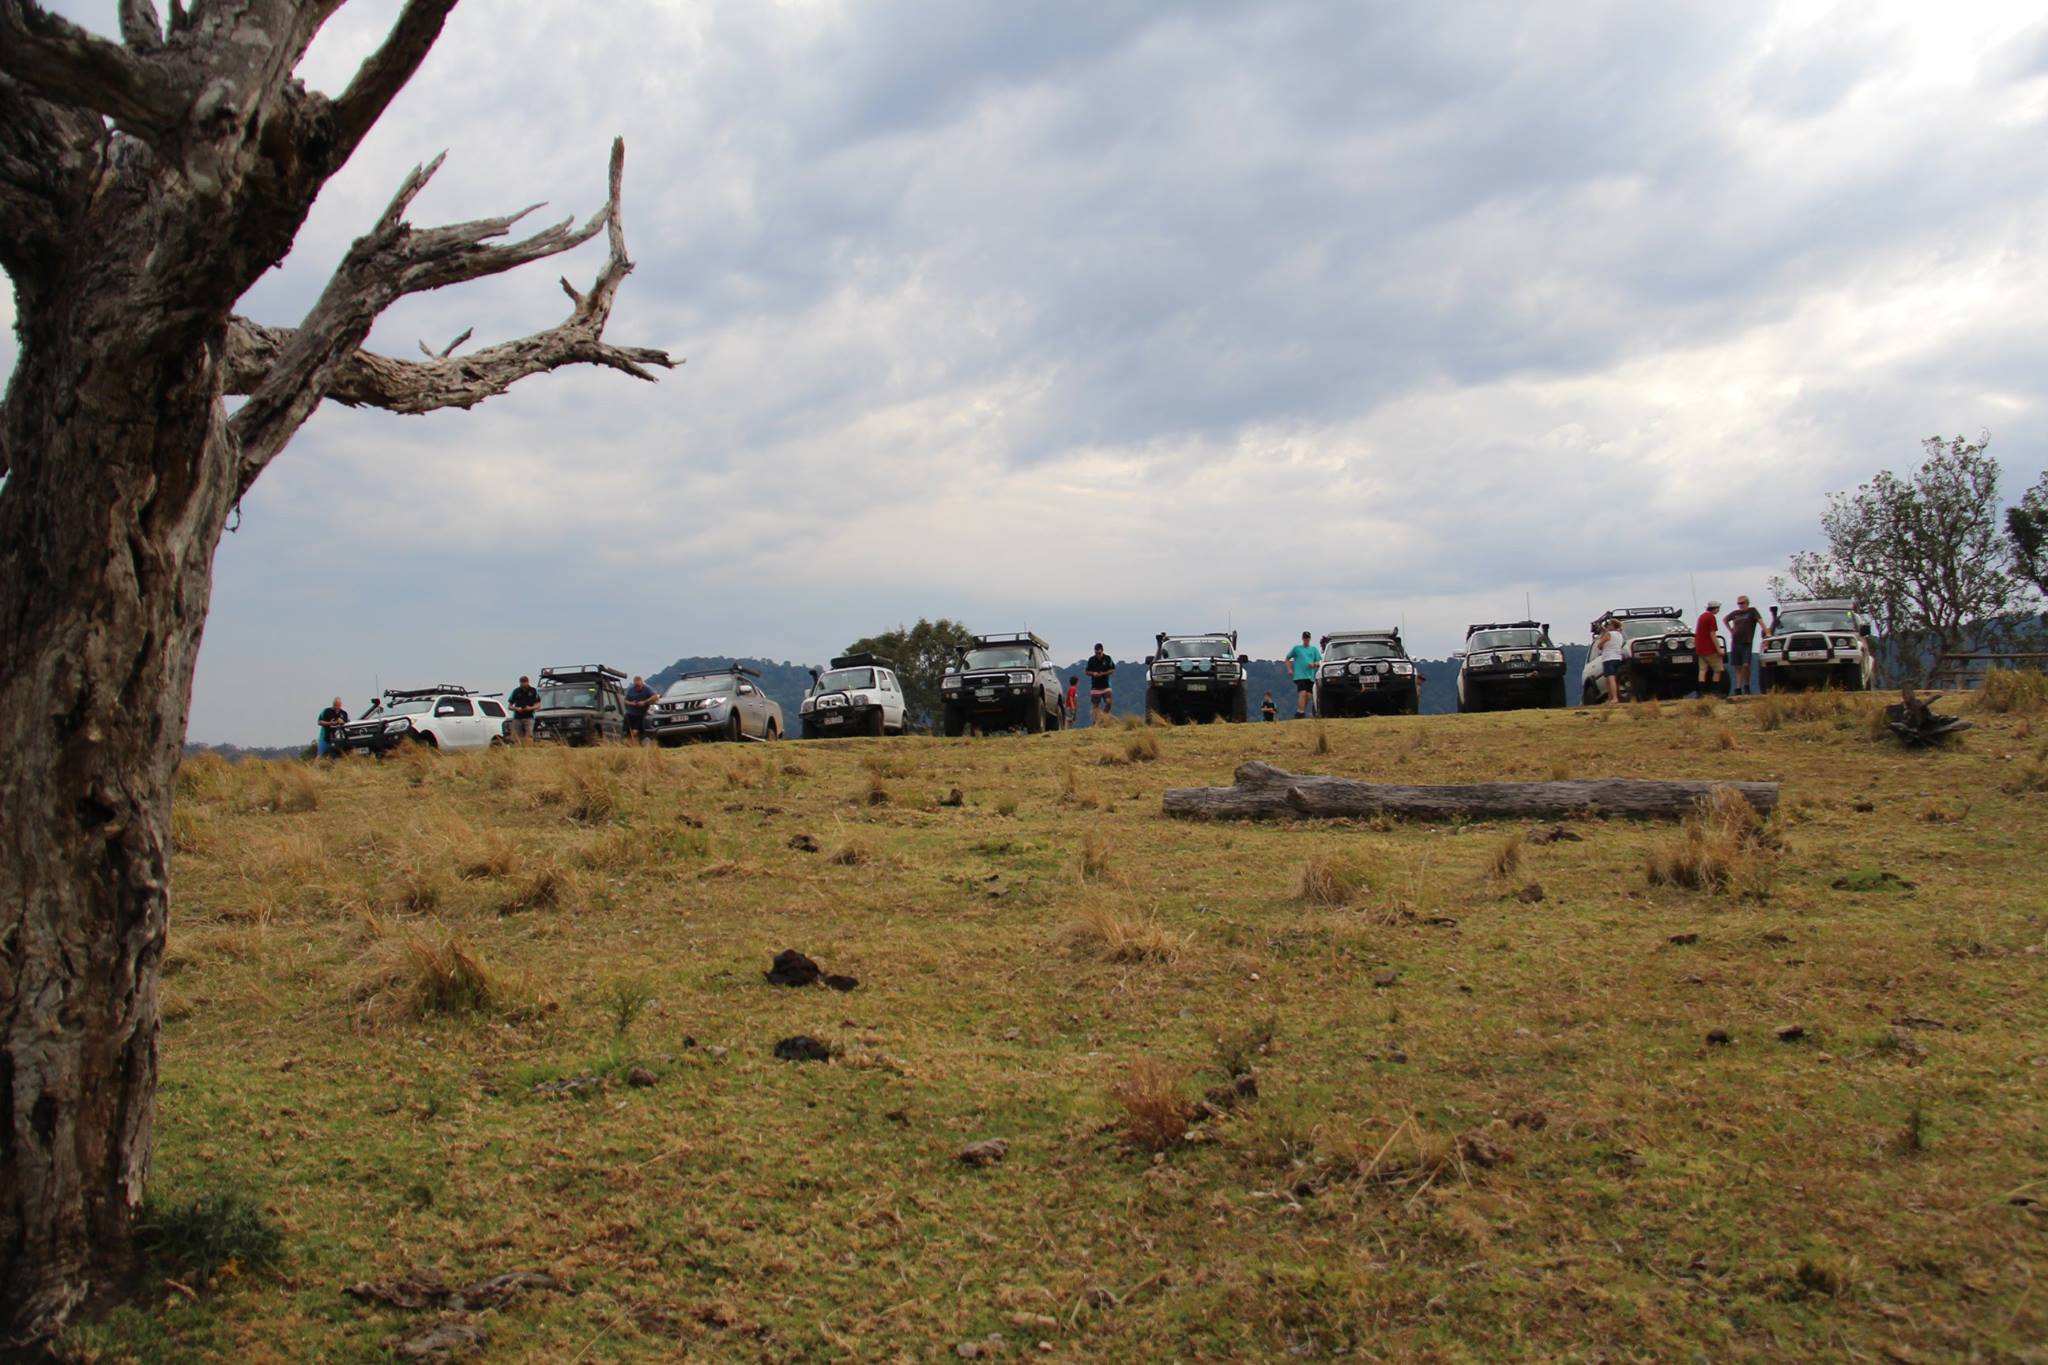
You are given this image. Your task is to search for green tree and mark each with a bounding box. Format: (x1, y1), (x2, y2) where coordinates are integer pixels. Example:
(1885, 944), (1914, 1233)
(2009, 470), (2048, 602)
(842, 619), (977, 729)
(1774, 434), (2024, 683)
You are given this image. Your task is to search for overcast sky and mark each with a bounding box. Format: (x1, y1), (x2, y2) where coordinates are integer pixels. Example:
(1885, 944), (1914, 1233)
(8, 0), (2048, 745)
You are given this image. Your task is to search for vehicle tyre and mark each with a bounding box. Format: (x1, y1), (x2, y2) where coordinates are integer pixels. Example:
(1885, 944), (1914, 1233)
(1022, 702), (1044, 734)
(1144, 686), (1162, 722)
(1547, 678), (1568, 709)
(802, 720), (820, 740)
(659, 736), (683, 748)
(1230, 686), (1249, 723)
(1046, 702), (1063, 732)
(727, 713), (744, 743)
(1842, 669), (1865, 693)
(766, 721), (779, 741)
(942, 707), (965, 737)
(866, 708), (885, 738)
(1401, 690), (1420, 716)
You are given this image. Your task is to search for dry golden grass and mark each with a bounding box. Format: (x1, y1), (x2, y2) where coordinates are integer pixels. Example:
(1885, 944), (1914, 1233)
(349, 926), (501, 1022)
(1976, 667), (2048, 714)
(1125, 730), (1162, 763)
(1645, 786), (1778, 895)
(1110, 1058), (1195, 1150)
(1079, 829), (1114, 881)
(236, 760), (319, 814)
(1487, 832), (1524, 881)
(1064, 905), (1184, 963)
(1297, 852), (1371, 906)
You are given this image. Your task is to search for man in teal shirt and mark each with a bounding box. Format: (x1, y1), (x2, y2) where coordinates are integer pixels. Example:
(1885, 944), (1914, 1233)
(1285, 631), (1321, 718)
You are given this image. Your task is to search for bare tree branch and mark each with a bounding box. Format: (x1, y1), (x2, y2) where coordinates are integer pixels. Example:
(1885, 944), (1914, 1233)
(225, 137), (675, 479)
(330, 0), (457, 164)
(0, 0), (184, 134)
(117, 0), (160, 50)
(419, 327), (472, 359)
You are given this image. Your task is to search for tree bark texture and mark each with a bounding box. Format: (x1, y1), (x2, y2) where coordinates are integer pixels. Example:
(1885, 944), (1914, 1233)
(1163, 762), (1781, 822)
(0, 0), (673, 1338)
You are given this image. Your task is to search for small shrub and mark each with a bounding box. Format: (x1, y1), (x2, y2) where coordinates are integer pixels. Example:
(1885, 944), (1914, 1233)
(1212, 1014), (1278, 1078)
(565, 767), (619, 823)
(602, 976), (656, 1038)
(138, 1188), (283, 1282)
(1126, 731), (1161, 763)
(994, 797), (1020, 817)
(1714, 724), (1736, 751)
(1110, 1058), (1195, 1151)
(2002, 760), (2048, 795)
(1977, 667), (2048, 715)
(458, 830), (520, 880)
(385, 858), (448, 914)
(1312, 726), (1332, 756)
(1065, 906), (1184, 963)
(1646, 788), (1778, 896)
(828, 844), (868, 866)
(1118, 714), (1147, 732)
(175, 751), (234, 802)
(242, 761), (319, 814)
(1058, 765), (1100, 809)
(1298, 854), (1370, 906)
(497, 859), (575, 914)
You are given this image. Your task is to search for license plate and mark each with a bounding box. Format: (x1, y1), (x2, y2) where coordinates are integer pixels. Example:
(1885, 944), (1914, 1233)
(1185, 681), (1207, 691)
(1510, 671), (1535, 679)
(823, 715), (845, 725)
(976, 688), (996, 700)
(1790, 650), (1828, 660)
(1359, 675), (1379, 686)
(1674, 654), (1693, 663)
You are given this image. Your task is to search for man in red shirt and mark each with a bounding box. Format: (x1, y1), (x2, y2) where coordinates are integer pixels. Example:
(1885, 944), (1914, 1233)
(1694, 600), (1725, 698)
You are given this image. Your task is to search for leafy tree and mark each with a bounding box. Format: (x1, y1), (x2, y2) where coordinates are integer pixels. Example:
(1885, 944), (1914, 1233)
(842, 619), (977, 728)
(2010, 470), (2048, 603)
(0, 0), (672, 1335)
(1773, 435), (2025, 683)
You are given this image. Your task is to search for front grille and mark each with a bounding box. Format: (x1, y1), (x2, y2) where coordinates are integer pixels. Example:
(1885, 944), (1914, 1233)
(1785, 634), (1829, 652)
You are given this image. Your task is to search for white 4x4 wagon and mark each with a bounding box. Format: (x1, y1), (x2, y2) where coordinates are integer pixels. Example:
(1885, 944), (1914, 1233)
(800, 653), (907, 738)
(337, 686), (507, 754)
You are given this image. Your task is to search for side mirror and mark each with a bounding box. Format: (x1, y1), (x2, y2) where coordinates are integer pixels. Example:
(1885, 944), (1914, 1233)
(738, 683), (755, 695)
(1144, 655), (1155, 665)
(1238, 654), (1250, 665)
(809, 668), (821, 682)
(1859, 623), (1873, 638)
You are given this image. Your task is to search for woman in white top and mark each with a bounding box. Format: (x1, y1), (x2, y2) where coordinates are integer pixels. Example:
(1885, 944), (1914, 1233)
(1594, 618), (1628, 704)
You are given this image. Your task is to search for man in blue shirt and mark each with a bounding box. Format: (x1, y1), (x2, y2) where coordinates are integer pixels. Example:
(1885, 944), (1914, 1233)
(1285, 631), (1321, 718)
(624, 675), (659, 744)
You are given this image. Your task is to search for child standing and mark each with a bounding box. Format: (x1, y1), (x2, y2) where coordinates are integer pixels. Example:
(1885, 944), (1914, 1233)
(1260, 691), (1278, 722)
(1064, 677), (1080, 725)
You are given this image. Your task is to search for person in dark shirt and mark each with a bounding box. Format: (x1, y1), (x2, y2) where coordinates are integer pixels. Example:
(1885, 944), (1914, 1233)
(1260, 691), (1278, 722)
(1722, 596), (1765, 695)
(507, 675), (541, 742)
(1085, 645), (1115, 722)
(316, 697), (348, 758)
(624, 675), (658, 744)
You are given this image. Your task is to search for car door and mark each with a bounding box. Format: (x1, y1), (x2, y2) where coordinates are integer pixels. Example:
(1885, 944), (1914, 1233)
(433, 695), (479, 749)
(735, 681), (761, 736)
(882, 671), (904, 731)
(478, 698), (507, 743)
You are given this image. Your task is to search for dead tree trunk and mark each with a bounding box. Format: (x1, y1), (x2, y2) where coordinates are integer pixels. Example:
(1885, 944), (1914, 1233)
(1163, 762), (1780, 821)
(1, 1), (674, 1337)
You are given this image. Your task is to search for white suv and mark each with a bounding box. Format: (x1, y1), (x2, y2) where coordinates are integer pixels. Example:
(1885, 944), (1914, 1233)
(336, 687), (507, 754)
(799, 653), (908, 738)
(1760, 600), (1876, 692)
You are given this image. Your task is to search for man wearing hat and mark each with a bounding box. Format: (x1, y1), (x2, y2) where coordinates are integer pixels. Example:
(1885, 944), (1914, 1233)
(1694, 600), (1726, 698)
(1723, 595), (1766, 695)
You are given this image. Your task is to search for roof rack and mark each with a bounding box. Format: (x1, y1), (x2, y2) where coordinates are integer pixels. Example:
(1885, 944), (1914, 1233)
(678, 663), (761, 681)
(1779, 598), (1855, 611)
(1591, 606), (1683, 630)
(1155, 630), (1238, 647)
(1322, 628), (1401, 645)
(830, 653), (895, 670)
(968, 631), (1049, 651)
(539, 664), (626, 683)
(383, 684), (477, 701)
(1465, 620), (1547, 637)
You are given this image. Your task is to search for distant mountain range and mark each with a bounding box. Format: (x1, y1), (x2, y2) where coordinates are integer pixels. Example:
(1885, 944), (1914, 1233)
(645, 647), (1599, 728)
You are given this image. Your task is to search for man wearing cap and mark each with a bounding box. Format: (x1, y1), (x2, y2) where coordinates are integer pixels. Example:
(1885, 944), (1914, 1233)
(1285, 631), (1322, 718)
(507, 675), (541, 741)
(1723, 596), (1766, 695)
(1694, 601), (1726, 698)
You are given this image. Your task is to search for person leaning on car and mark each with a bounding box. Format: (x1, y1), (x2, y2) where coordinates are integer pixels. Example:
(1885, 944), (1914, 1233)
(624, 675), (659, 743)
(507, 675), (540, 741)
(315, 697), (348, 758)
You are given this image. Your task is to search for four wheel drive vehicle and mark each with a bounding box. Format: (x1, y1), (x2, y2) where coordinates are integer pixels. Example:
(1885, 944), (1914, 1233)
(1456, 621), (1567, 712)
(1315, 629), (1421, 717)
(1760, 600), (1876, 692)
(531, 665), (628, 745)
(647, 665), (785, 744)
(1143, 631), (1250, 723)
(940, 632), (1065, 735)
(1579, 607), (1719, 704)
(336, 686), (508, 754)
(799, 653), (907, 739)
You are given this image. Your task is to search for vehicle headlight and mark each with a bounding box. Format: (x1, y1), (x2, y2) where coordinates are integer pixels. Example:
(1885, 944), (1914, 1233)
(1832, 636), (1855, 649)
(1151, 664), (1174, 679)
(1216, 663), (1239, 678)
(1539, 650), (1562, 663)
(1392, 662), (1413, 674)
(942, 675), (962, 690)
(1008, 671), (1033, 685)
(818, 694), (845, 708)
(700, 696), (728, 709)
(383, 718), (411, 733)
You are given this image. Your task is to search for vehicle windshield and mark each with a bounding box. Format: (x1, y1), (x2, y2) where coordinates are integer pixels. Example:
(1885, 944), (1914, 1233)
(665, 674), (739, 699)
(813, 668), (874, 692)
(537, 684), (602, 710)
(1777, 608), (1858, 633)
(1616, 616), (1683, 641)
(961, 646), (1035, 670)
(1159, 637), (1233, 659)
(380, 699), (435, 717)
(1468, 629), (1546, 651)
(1325, 638), (1397, 661)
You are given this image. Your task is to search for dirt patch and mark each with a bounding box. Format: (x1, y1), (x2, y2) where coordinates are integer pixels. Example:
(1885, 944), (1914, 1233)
(773, 1035), (833, 1062)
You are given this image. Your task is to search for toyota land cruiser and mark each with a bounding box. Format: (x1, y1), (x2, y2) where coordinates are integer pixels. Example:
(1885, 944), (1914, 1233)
(1456, 621), (1567, 712)
(1760, 600), (1875, 692)
(1143, 632), (1250, 723)
(531, 665), (628, 745)
(1315, 629), (1422, 717)
(1579, 607), (1705, 703)
(939, 632), (1065, 735)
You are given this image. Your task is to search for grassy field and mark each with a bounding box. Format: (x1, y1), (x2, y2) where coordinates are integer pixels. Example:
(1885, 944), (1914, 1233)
(61, 683), (2048, 1363)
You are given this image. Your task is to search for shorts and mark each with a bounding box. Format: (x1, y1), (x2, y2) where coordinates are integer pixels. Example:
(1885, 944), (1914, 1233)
(1090, 687), (1111, 700)
(512, 716), (535, 738)
(1293, 677), (1315, 690)
(625, 712), (647, 733)
(1698, 655), (1725, 678)
(1729, 642), (1753, 665)
(1601, 659), (1623, 677)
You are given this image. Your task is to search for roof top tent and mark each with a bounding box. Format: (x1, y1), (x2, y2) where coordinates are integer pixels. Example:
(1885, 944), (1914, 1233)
(830, 653), (896, 671)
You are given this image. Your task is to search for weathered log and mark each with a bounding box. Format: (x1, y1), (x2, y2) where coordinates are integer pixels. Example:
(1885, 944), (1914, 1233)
(1884, 688), (1971, 748)
(1162, 762), (1779, 821)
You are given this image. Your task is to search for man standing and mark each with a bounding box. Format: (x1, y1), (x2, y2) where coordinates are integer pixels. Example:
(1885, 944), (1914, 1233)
(1085, 645), (1116, 722)
(624, 675), (659, 744)
(508, 675), (541, 741)
(1285, 631), (1321, 718)
(1722, 596), (1766, 695)
(316, 697), (348, 758)
(1694, 600), (1726, 699)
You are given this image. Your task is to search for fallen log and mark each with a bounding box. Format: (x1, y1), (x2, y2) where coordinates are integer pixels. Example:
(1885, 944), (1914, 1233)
(1884, 688), (1971, 748)
(1162, 762), (1778, 822)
